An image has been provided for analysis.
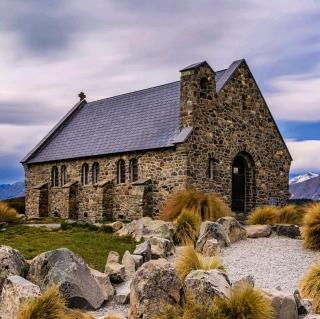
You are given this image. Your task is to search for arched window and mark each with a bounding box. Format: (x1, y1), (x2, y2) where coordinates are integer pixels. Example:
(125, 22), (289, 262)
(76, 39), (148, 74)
(117, 160), (125, 184)
(81, 163), (89, 185)
(130, 159), (138, 182)
(61, 165), (67, 186)
(208, 156), (216, 180)
(51, 166), (59, 187)
(92, 162), (100, 184)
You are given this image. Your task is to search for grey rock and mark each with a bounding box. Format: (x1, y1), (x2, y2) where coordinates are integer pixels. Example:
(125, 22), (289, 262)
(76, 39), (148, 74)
(217, 216), (247, 243)
(264, 289), (299, 319)
(105, 262), (125, 283)
(129, 259), (182, 319)
(0, 275), (40, 319)
(0, 246), (27, 292)
(133, 241), (151, 263)
(107, 251), (120, 264)
(184, 269), (231, 301)
(233, 275), (255, 288)
(149, 237), (175, 259)
(28, 248), (105, 310)
(200, 238), (221, 256)
(131, 254), (144, 269)
(272, 224), (301, 239)
(245, 224), (272, 238)
(293, 290), (311, 315)
(196, 221), (230, 252)
(114, 280), (131, 305)
(0, 222), (8, 231)
(122, 251), (136, 279)
(90, 268), (115, 300)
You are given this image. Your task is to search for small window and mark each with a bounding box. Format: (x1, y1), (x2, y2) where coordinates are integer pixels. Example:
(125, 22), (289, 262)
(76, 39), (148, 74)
(130, 159), (138, 182)
(61, 165), (67, 186)
(117, 160), (126, 184)
(242, 94), (247, 110)
(81, 163), (89, 185)
(92, 162), (100, 184)
(208, 157), (216, 180)
(51, 166), (59, 187)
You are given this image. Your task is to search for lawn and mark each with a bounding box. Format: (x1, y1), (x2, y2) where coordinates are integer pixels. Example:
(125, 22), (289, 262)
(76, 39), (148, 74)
(0, 225), (136, 272)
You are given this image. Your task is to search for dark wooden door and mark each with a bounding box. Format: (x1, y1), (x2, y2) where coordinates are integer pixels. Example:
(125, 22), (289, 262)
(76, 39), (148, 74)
(232, 158), (246, 213)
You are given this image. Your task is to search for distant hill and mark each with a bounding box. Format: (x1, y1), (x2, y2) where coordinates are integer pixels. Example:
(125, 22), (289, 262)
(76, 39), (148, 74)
(289, 172), (320, 200)
(0, 181), (25, 200)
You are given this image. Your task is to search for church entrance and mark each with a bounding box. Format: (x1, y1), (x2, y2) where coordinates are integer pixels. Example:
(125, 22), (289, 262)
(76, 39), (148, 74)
(232, 152), (255, 215)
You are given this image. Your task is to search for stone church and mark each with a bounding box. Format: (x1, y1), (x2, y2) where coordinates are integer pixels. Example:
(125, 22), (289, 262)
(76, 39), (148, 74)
(22, 59), (292, 221)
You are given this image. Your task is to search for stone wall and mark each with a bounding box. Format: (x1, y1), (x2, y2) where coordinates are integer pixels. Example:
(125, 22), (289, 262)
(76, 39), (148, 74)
(24, 146), (188, 221)
(180, 62), (291, 214)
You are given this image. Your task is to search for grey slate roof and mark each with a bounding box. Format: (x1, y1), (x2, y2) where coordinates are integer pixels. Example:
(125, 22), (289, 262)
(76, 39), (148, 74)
(23, 60), (247, 164)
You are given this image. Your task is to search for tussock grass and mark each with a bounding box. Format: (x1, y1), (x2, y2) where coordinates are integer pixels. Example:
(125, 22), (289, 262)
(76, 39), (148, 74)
(160, 188), (231, 222)
(302, 203), (320, 249)
(246, 206), (278, 225)
(300, 260), (320, 313)
(65, 310), (95, 319)
(153, 306), (182, 319)
(277, 204), (304, 225)
(175, 246), (224, 281)
(0, 201), (19, 223)
(174, 208), (201, 245)
(212, 283), (274, 319)
(182, 296), (215, 319)
(17, 286), (65, 319)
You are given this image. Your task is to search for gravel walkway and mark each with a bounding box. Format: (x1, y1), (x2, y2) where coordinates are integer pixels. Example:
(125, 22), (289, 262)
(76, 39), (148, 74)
(221, 236), (320, 293)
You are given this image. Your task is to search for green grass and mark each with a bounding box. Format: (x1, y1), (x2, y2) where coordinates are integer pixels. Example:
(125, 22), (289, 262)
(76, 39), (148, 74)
(0, 225), (135, 272)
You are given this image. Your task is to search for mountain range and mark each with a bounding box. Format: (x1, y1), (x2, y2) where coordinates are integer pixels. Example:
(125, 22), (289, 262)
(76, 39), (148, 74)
(0, 181), (25, 200)
(289, 172), (320, 200)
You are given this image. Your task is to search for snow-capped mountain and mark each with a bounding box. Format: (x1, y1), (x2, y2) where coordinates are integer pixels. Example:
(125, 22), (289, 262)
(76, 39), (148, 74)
(289, 173), (320, 200)
(289, 172), (319, 185)
(0, 181), (25, 200)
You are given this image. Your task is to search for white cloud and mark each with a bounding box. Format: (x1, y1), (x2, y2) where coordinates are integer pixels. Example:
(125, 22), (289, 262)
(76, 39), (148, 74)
(286, 139), (320, 173)
(267, 72), (320, 121)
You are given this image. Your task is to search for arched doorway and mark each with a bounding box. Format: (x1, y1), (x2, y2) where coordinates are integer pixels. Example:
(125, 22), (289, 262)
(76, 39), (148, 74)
(232, 152), (255, 215)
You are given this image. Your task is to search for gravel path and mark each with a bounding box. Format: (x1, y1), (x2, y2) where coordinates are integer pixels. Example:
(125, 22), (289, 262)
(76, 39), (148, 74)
(221, 236), (320, 293)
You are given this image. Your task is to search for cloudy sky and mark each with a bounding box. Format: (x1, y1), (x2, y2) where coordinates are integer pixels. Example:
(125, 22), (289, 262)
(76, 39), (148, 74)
(1, 0), (320, 184)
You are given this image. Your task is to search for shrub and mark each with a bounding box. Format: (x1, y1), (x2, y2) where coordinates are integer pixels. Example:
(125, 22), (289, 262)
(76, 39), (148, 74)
(153, 305), (182, 319)
(174, 208), (201, 245)
(300, 260), (320, 313)
(66, 310), (95, 319)
(246, 206), (278, 225)
(182, 296), (215, 319)
(302, 203), (320, 249)
(0, 201), (19, 223)
(160, 188), (231, 222)
(212, 283), (274, 319)
(17, 286), (65, 319)
(276, 204), (304, 225)
(175, 246), (224, 281)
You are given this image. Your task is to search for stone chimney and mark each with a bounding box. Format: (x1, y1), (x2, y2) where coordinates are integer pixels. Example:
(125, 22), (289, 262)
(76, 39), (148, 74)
(179, 61), (216, 128)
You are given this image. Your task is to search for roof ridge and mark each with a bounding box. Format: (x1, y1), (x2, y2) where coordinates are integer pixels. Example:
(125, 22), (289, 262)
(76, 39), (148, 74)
(88, 80), (180, 105)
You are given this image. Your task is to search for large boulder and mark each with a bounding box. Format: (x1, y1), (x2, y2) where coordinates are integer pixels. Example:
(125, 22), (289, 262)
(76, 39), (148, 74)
(89, 268), (114, 300)
(263, 289), (299, 319)
(129, 259), (182, 319)
(0, 246), (27, 292)
(245, 225), (272, 238)
(0, 275), (40, 319)
(201, 238), (221, 256)
(149, 237), (175, 259)
(184, 269), (231, 301)
(28, 248), (105, 310)
(217, 216), (247, 243)
(196, 221), (230, 253)
(117, 217), (174, 242)
(272, 224), (301, 239)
